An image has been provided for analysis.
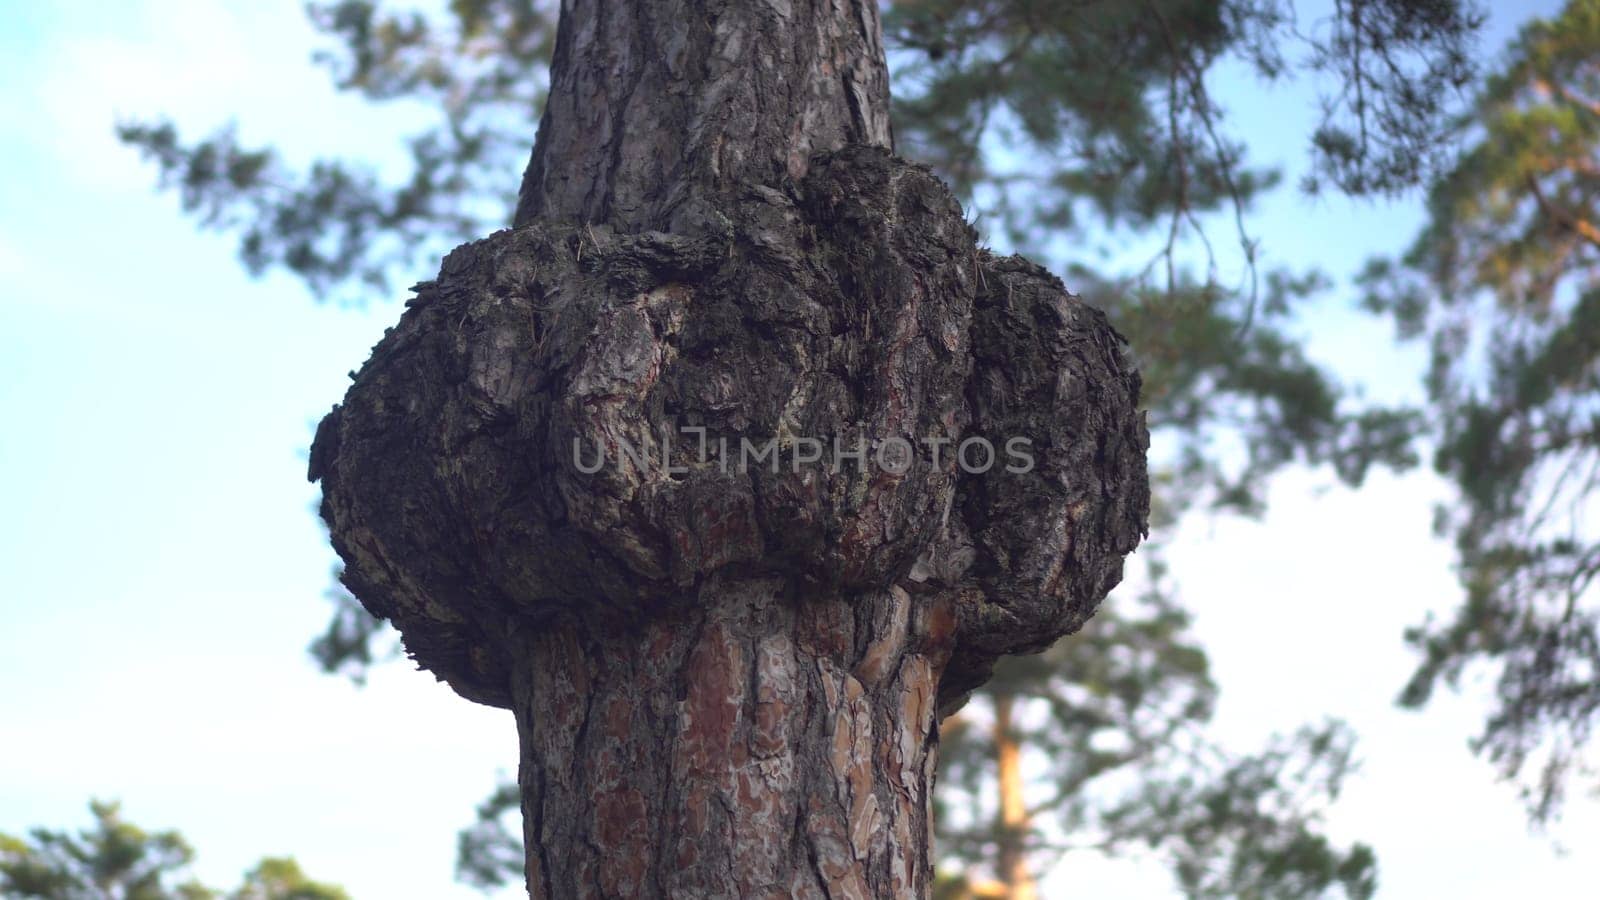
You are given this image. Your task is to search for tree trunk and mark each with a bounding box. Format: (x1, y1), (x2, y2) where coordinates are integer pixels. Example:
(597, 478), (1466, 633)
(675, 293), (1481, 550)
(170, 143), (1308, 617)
(508, 9), (929, 888)
(512, 578), (952, 898)
(514, 0), (893, 233)
(310, 2), (1149, 898)
(993, 694), (1038, 900)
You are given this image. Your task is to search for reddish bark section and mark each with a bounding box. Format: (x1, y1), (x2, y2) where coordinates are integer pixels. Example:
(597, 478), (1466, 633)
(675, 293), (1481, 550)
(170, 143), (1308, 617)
(510, 579), (953, 899)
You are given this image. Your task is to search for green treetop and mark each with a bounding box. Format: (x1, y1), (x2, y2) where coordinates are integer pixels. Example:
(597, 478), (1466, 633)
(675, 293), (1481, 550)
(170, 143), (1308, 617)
(1366, 0), (1600, 826)
(1, 801), (347, 900)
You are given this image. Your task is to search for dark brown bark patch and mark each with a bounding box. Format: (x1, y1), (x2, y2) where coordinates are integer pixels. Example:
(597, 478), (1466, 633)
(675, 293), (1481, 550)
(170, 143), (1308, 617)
(312, 144), (1148, 713)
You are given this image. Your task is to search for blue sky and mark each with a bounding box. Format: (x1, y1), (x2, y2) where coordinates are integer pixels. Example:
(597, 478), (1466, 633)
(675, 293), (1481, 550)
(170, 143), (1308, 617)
(1, 1), (1596, 897)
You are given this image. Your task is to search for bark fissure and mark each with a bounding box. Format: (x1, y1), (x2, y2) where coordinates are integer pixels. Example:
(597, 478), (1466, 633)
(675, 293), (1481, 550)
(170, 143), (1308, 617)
(526, 759), (554, 898)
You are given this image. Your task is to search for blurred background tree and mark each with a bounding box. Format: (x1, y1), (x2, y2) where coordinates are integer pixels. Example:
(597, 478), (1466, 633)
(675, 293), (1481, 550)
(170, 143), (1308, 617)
(113, 0), (1536, 895)
(1364, 0), (1600, 828)
(0, 801), (347, 900)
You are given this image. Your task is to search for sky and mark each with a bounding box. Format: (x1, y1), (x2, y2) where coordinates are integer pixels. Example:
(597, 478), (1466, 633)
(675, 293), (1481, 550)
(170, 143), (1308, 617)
(0, 1), (1595, 898)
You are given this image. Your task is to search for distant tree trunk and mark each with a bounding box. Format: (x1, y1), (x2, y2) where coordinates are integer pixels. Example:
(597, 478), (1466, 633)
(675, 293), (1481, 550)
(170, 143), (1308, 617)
(993, 694), (1039, 900)
(311, 0), (1148, 897)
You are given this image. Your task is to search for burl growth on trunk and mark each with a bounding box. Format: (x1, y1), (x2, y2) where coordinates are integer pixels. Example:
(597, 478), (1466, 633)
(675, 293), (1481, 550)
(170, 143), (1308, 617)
(309, 2), (1147, 897)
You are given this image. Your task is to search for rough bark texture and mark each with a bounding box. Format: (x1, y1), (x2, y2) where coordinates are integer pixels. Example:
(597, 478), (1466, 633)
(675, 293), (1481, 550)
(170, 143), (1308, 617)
(511, 579), (949, 898)
(514, 0), (893, 232)
(310, 3), (1147, 897)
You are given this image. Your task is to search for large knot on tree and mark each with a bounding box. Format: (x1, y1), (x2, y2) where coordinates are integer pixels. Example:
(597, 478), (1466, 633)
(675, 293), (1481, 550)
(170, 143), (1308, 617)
(310, 145), (1147, 898)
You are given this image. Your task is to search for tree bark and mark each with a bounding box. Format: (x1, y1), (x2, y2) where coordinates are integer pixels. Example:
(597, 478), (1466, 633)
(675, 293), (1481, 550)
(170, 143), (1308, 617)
(310, 2), (1149, 898)
(512, 578), (951, 898)
(515, 0), (893, 233)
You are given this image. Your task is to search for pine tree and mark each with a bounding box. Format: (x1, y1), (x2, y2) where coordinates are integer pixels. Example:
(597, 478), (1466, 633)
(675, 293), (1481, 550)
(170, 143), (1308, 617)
(0, 801), (347, 900)
(1366, 0), (1600, 827)
(120, 0), (1486, 894)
